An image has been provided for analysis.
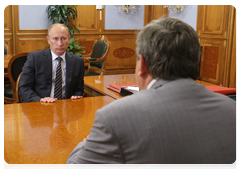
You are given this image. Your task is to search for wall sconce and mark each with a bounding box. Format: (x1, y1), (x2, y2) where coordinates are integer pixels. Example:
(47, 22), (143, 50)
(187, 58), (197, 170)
(164, 5), (185, 13)
(114, 5), (140, 14)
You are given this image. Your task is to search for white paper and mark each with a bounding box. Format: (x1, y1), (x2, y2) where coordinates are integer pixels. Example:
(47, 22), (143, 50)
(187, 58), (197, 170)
(126, 86), (139, 91)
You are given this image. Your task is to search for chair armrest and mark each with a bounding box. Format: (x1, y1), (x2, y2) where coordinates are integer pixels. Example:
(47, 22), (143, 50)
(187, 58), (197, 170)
(88, 57), (105, 63)
(88, 58), (98, 61)
(82, 51), (92, 58)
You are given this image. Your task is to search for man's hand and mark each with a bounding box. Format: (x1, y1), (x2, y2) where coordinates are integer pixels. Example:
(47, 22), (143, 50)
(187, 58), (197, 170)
(40, 97), (57, 103)
(70, 96), (83, 100)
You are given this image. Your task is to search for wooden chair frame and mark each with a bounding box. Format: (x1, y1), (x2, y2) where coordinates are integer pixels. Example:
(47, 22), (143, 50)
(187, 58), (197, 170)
(15, 72), (22, 103)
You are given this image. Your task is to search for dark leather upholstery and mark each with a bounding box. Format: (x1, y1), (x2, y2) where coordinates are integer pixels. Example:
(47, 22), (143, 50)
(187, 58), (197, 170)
(83, 36), (110, 76)
(89, 41), (107, 69)
(4, 44), (7, 55)
(84, 71), (102, 76)
(4, 53), (28, 103)
(4, 86), (13, 98)
(11, 56), (27, 82)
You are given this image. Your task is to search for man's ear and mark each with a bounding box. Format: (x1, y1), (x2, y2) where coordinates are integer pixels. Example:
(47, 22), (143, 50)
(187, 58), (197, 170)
(138, 54), (148, 76)
(46, 36), (50, 44)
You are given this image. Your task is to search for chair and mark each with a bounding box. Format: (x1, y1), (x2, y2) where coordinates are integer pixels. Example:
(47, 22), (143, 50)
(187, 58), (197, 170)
(4, 53), (28, 104)
(83, 35), (110, 76)
(4, 44), (7, 55)
(4, 44), (10, 86)
(15, 72), (22, 103)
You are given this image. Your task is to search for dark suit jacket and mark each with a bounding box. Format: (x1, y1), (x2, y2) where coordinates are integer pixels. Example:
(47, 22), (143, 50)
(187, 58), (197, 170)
(18, 49), (84, 102)
(67, 78), (236, 164)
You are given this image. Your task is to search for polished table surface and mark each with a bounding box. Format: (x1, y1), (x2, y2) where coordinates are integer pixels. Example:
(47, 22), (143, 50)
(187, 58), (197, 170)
(84, 74), (136, 99)
(84, 74), (217, 99)
(4, 96), (115, 164)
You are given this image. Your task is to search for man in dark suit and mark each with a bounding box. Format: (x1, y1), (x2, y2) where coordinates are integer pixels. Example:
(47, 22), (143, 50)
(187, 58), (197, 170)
(18, 23), (84, 103)
(66, 17), (236, 164)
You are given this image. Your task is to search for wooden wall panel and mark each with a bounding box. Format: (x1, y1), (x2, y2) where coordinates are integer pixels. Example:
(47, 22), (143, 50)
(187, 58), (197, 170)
(74, 5), (100, 33)
(103, 37), (136, 74)
(105, 35), (137, 69)
(4, 5), (14, 54)
(198, 5), (229, 38)
(144, 5), (168, 25)
(4, 6), (13, 33)
(16, 37), (48, 53)
(197, 5), (236, 87)
(4, 37), (13, 55)
(228, 7), (236, 88)
(199, 39), (225, 85)
(9, 6), (48, 54)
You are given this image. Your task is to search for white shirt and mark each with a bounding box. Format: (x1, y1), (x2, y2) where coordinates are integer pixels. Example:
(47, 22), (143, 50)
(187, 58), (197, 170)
(50, 51), (66, 99)
(147, 79), (157, 89)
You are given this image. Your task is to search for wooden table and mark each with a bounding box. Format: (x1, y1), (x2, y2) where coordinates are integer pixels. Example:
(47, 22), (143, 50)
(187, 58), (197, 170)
(83, 74), (217, 99)
(84, 74), (136, 99)
(196, 80), (217, 86)
(4, 96), (115, 164)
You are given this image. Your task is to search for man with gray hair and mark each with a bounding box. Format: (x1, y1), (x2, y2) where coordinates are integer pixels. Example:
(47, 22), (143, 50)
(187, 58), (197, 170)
(19, 23), (84, 103)
(67, 17), (236, 164)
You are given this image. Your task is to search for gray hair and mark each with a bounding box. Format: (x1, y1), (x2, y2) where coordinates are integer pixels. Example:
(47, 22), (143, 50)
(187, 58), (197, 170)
(47, 23), (70, 37)
(136, 17), (200, 80)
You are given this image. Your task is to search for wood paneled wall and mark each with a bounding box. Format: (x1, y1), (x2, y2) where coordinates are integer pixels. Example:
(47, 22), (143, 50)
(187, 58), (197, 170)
(197, 5), (236, 87)
(228, 10), (236, 88)
(4, 5), (167, 75)
(4, 6), (49, 55)
(4, 5), (14, 54)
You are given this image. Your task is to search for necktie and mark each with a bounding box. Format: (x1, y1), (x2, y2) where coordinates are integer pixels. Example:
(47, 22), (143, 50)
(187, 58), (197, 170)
(54, 57), (63, 100)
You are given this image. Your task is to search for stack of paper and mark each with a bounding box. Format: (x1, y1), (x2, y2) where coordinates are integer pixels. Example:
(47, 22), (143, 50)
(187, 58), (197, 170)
(107, 83), (138, 96)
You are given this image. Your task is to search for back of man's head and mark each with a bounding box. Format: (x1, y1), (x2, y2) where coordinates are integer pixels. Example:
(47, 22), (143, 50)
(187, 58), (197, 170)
(136, 17), (200, 80)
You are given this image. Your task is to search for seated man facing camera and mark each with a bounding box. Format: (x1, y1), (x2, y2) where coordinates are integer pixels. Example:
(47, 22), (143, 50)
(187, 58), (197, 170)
(19, 23), (84, 103)
(67, 17), (236, 164)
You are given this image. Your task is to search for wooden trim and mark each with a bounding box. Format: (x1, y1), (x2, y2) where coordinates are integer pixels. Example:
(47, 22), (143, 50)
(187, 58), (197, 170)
(144, 5), (169, 26)
(197, 36), (228, 40)
(223, 6), (236, 87)
(144, 5), (153, 25)
(228, 13), (236, 88)
(4, 33), (12, 36)
(15, 72), (22, 103)
(12, 5), (17, 54)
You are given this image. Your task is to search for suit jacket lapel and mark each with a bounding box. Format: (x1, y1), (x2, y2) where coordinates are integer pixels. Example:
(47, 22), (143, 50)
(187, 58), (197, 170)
(65, 52), (74, 98)
(43, 49), (52, 88)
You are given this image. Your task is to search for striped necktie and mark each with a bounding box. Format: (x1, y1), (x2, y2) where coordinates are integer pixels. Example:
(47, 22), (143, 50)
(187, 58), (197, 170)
(54, 57), (63, 100)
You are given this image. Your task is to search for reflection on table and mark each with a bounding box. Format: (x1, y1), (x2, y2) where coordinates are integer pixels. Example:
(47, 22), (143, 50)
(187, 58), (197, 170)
(4, 96), (115, 164)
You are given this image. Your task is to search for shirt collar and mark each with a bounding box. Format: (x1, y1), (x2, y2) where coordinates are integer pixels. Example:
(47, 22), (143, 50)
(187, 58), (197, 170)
(51, 51), (66, 62)
(147, 79), (157, 89)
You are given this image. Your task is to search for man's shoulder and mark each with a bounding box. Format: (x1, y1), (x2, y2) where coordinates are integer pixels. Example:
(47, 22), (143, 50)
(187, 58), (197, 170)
(99, 90), (152, 114)
(29, 49), (48, 55)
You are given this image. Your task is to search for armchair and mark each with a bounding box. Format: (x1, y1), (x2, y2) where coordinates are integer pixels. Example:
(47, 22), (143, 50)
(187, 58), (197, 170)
(83, 35), (110, 76)
(4, 53), (28, 104)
